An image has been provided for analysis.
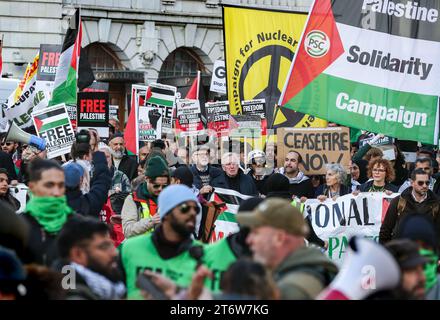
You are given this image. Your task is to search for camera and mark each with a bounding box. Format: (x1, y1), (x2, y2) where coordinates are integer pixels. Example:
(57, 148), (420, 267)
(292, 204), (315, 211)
(76, 129), (91, 144)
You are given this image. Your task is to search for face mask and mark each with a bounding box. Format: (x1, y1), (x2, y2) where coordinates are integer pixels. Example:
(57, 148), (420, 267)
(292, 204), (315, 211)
(420, 248), (438, 291)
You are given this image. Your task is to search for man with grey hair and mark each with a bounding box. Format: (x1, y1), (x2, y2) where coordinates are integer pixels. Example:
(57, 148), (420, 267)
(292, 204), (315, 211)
(221, 152), (258, 196)
(189, 145), (227, 198)
(315, 163), (351, 200)
(108, 133), (138, 181)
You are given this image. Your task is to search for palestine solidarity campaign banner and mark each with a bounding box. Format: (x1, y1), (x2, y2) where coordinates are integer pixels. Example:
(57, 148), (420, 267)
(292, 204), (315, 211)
(223, 6), (328, 129)
(280, 0), (440, 144)
(304, 192), (398, 263)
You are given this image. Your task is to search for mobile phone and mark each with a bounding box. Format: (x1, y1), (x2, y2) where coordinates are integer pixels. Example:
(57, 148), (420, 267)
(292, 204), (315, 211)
(136, 273), (170, 300)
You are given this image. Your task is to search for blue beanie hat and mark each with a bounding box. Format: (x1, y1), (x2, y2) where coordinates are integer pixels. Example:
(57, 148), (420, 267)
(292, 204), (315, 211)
(63, 162), (85, 188)
(158, 185), (198, 220)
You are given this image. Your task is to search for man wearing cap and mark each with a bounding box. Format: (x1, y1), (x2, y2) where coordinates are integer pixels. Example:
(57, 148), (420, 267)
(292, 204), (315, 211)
(237, 198), (338, 300)
(190, 145), (227, 198)
(121, 156), (170, 238)
(119, 184), (201, 299)
(64, 151), (112, 218)
(397, 215), (440, 299)
(386, 239), (429, 299)
(109, 133), (138, 181)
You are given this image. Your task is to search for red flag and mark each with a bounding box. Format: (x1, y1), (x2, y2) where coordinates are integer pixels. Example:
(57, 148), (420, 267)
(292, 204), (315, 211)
(185, 71), (200, 99)
(124, 86), (139, 156)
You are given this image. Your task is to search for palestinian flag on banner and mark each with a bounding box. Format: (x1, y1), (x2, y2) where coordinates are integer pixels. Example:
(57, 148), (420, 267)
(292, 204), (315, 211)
(209, 187), (252, 243)
(49, 9), (82, 107)
(279, 0), (440, 145)
(33, 104), (70, 133)
(145, 83), (176, 134)
(146, 84), (175, 107)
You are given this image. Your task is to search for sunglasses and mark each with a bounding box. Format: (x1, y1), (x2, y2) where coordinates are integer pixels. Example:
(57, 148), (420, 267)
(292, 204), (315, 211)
(177, 203), (200, 214)
(1, 142), (13, 146)
(152, 183), (169, 190)
(417, 180), (430, 186)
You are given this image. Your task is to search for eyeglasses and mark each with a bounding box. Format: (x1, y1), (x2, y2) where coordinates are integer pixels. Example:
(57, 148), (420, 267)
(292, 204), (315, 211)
(177, 203), (200, 214)
(1, 142), (13, 146)
(152, 183), (169, 190)
(417, 180), (430, 186)
(372, 168), (386, 173)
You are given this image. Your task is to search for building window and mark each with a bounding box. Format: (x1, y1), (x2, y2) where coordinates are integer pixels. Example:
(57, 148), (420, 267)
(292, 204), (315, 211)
(84, 43), (124, 71)
(159, 48), (204, 79)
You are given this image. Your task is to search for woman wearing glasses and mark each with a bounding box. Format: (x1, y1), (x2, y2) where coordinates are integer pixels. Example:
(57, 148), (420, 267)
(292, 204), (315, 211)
(357, 158), (398, 194)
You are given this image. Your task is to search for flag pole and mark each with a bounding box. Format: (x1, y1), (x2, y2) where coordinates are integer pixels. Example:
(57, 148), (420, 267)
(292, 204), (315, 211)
(196, 70), (201, 100)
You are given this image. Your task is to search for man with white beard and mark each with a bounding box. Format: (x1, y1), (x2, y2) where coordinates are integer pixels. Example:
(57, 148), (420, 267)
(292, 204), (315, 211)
(108, 133), (138, 181)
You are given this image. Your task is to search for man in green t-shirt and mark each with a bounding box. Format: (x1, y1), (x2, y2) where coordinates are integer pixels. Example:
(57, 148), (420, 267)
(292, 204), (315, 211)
(119, 184), (201, 299)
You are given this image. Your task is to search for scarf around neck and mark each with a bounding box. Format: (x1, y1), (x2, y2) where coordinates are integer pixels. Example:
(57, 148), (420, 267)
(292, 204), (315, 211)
(71, 262), (126, 300)
(25, 195), (73, 233)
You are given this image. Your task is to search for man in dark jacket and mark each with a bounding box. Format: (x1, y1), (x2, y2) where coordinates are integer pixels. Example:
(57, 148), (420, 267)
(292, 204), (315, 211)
(0, 150), (18, 182)
(21, 159), (75, 266)
(109, 133), (138, 181)
(278, 151), (314, 199)
(221, 152), (258, 196)
(190, 145), (227, 197)
(56, 216), (125, 300)
(380, 168), (440, 244)
(237, 198), (338, 299)
(64, 151), (112, 218)
(0, 168), (20, 211)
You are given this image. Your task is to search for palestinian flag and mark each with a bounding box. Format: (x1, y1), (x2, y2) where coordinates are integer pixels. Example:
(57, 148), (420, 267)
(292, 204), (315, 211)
(209, 187), (252, 243)
(280, 0), (440, 145)
(49, 9), (82, 106)
(33, 105), (70, 133)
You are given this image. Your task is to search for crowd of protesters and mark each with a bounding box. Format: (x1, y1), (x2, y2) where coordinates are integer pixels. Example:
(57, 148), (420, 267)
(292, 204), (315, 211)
(0, 120), (440, 301)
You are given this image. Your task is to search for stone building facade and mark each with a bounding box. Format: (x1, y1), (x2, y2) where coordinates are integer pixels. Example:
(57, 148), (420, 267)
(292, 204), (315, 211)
(0, 0), (312, 119)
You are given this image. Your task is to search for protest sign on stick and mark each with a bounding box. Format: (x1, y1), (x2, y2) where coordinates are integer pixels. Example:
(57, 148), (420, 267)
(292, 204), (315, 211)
(77, 91), (109, 137)
(32, 103), (75, 159)
(145, 83), (176, 134)
(277, 127), (351, 175)
(205, 101), (230, 137)
(175, 99), (204, 137)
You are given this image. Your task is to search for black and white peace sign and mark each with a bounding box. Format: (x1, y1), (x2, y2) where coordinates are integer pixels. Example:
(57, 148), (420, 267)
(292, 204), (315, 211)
(239, 45), (294, 125)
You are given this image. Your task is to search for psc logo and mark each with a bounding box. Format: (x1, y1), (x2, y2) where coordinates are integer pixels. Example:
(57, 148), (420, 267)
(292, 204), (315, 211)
(304, 30), (330, 58)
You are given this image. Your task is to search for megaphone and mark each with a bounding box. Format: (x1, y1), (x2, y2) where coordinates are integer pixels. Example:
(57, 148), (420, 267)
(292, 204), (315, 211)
(5, 121), (46, 151)
(317, 237), (401, 300)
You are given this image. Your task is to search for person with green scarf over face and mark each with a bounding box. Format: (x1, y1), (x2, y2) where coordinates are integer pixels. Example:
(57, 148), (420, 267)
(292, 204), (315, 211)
(397, 214), (440, 300)
(21, 159), (74, 267)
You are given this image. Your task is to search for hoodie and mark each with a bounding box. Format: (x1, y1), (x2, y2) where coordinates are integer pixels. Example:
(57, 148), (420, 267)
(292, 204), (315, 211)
(278, 168), (315, 199)
(273, 246), (338, 300)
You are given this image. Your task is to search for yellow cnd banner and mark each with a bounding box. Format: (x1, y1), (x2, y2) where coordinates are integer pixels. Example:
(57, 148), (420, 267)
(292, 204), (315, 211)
(223, 5), (327, 129)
